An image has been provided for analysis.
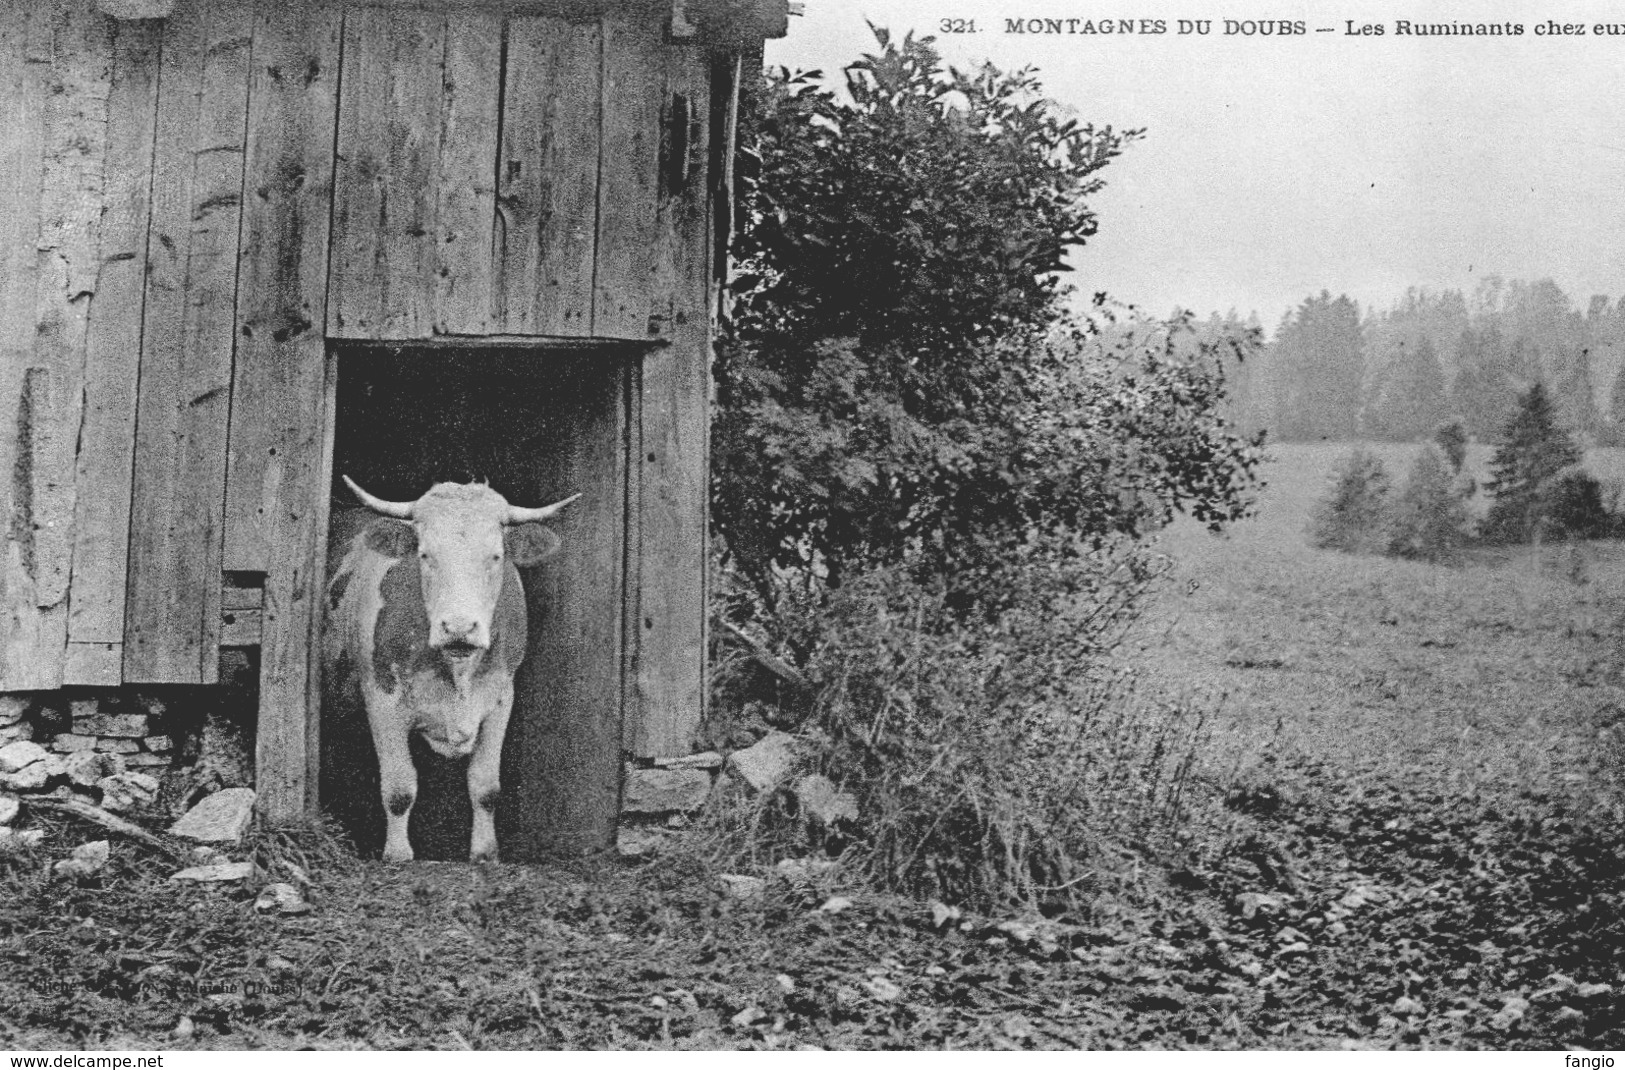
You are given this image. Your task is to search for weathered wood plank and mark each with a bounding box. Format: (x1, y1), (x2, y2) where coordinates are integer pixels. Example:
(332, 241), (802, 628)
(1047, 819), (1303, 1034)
(225, 4), (339, 573)
(502, 356), (628, 859)
(124, 1), (252, 684)
(495, 15), (602, 337)
(630, 47), (713, 756)
(328, 8), (442, 339)
(0, 5), (57, 692)
(431, 15), (500, 335)
(63, 641), (121, 686)
(219, 607), (262, 647)
(67, 17), (161, 654)
(222, 3), (341, 821)
(1, 3), (116, 691)
(30, 4), (113, 618)
(295, 349), (338, 817)
(591, 13), (663, 339)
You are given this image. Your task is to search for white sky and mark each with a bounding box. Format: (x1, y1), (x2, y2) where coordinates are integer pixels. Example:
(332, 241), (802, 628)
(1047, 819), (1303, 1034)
(766, 0), (1625, 330)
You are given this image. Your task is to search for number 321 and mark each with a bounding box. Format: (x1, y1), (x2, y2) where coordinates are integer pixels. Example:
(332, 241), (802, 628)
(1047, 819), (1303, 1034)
(939, 17), (976, 32)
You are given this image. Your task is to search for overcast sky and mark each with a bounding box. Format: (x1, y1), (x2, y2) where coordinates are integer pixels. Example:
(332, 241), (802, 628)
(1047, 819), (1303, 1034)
(766, 0), (1625, 330)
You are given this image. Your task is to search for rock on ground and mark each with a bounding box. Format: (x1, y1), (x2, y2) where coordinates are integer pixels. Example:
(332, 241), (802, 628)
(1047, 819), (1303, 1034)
(719, 874), (766, 901)
(170, 861), (254, 882)
(254, 882), (312, 915)
(0, 827), (44, 852)
(168, 787), (256, 844)
(0, 695), (27, 726)
(726, 732), (797, 793)
(0, 763), (50, 793)
(622, 767), (712, 813)
(0, 794), (18, 824)
(793, 774), (858, 828)
(97, 772), (160, 812)
(0, 740), (48, 774)
(54, 839), (110, 879)
(72, 714), (148, 738)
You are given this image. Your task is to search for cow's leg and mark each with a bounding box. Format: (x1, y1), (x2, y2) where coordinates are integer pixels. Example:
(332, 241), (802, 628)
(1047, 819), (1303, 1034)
(365, 693), (418, 863)
(467, 682), (514, 863)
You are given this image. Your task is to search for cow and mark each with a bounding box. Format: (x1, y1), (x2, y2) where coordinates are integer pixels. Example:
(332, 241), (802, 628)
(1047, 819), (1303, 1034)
(323, 475), (579, 863)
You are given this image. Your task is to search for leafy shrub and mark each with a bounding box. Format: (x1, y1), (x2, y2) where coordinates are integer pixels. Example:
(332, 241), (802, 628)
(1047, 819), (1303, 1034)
(1539, 466), (1609, 540)
(1386, 444), (1473, 560)
(1309, 449), (1393, 553)
(714, 31), (1260, 613)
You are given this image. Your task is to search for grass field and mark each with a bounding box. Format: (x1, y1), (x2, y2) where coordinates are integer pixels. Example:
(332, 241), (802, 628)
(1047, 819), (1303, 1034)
(1140, 442), (1625, 812)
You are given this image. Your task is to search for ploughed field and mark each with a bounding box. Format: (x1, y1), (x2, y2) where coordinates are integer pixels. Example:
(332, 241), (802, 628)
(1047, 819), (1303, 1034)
(0, 444), (1621, 1049)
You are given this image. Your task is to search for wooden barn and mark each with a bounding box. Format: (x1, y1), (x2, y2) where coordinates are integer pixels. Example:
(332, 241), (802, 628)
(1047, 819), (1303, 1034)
(0, 0), (784, 857)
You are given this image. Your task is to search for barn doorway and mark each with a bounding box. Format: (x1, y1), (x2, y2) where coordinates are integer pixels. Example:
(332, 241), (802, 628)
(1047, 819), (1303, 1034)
(318, 342), (638, 862)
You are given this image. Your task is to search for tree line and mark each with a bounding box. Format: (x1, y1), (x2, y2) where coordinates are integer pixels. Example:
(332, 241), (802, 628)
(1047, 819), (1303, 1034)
(1222, 280), (1625, 444)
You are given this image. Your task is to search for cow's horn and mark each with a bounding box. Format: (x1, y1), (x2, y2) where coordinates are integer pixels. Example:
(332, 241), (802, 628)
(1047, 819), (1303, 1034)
(506, 493), (581, 525)
(344, 475), (415, 520)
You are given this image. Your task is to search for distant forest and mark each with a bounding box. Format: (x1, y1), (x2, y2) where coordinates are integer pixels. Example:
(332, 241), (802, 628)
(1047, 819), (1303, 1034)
(1209, 278), (1625, 445)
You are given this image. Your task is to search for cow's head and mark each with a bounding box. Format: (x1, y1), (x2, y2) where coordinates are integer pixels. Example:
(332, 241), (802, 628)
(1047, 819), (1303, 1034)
(344, 476), (578, 661)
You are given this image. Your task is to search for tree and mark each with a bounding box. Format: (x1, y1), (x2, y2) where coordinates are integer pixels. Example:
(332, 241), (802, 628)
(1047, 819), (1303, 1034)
(1387, 445), (1471, 560)
(1365, 336), (1447, 441)
(713, 31), (1261, 614)
(1309, 449), (1392, 554)
(1482, 382), (1584, 542)
(1269, 293), (1364, 441)
(1434, 419), (1469, 474)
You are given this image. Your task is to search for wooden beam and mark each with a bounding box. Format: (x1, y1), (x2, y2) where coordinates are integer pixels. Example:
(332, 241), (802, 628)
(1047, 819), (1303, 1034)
(1, 2), (117, 691)
(328, 8), (444, 339)
(124, 1), (253, 684)
(628, 44), (712, 756)
(592, 13), (664, 339)
(223, 3), (341, 822)
(495, 14), (602, 336)
(431, 14), (501, 335)
(67, 17), (161, 662)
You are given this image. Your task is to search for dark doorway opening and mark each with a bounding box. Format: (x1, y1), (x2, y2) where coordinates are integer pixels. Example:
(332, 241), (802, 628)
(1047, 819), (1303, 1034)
(319, 343), (635, 862)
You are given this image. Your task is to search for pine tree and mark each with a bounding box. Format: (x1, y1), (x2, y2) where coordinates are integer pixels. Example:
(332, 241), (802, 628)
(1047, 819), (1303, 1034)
(1482, 382), (1583, 543)
(1387, 444), (1471, 560)
(1309, 449), (1392, 553)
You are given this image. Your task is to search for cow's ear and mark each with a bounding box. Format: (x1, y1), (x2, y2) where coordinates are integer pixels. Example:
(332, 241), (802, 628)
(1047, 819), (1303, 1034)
(505, 523), (561, 566)
(363, 518), (417, 559)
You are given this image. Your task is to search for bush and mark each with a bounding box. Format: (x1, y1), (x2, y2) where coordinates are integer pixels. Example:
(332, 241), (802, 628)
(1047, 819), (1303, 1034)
(708, 549), (1207, 910)
(1539, 466), (1609, 540)
(1309, 449), (1393, 554)
(715, 32), (1259, 614)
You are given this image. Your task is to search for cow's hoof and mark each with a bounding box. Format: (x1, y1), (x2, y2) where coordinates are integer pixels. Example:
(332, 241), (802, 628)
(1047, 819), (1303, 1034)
(381, 845), (415, 864)
(470, 847), (499, 864)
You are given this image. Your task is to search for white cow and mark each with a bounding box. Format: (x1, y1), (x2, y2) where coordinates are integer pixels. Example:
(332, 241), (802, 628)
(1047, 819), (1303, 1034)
(323, 476), (577, 862)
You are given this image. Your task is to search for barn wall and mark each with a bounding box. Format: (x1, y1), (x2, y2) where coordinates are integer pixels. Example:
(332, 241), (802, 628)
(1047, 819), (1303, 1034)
(0, 0), (733, 823)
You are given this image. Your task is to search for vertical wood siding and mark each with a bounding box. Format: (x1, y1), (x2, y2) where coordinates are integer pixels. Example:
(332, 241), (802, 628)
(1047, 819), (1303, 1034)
(64, 18), (161, 685)
(627, 46), (713, 756)
(225, 5), (341, 821)
(124, 1), (252, 684)
(1, 0), (735, 818)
